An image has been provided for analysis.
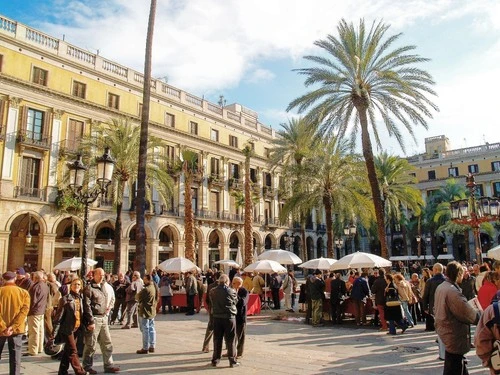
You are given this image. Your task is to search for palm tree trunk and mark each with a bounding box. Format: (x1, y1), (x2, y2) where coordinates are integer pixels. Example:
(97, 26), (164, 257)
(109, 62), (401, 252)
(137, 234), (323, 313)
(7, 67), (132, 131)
(358, 108), (388, 258)
(184, 172), (194, 261)
(113, 200), (123, 275)
(300, 218), (307, 262)
(244, 153), (253, 266)
(134, 0), (157, 275)
(323, 194), (334, 258)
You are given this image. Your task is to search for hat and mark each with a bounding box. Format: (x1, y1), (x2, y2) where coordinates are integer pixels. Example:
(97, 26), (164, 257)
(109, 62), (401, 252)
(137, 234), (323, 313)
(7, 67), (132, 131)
(2, 271), (16, 280)
(16, 267), (26, 275)
(314, 269), (322, 275)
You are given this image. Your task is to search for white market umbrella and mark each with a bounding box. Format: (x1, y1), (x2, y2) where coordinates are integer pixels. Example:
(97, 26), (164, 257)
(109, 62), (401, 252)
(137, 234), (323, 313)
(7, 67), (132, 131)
(243, 259), (287, 274)
(258, 249), (302, 265)
(299, 257), (337, 271)
(213, 259), (240, 267)
(487, 244), (500, 260)
(330, 251), (392, 271)
(235, 247), (243, 266)
(158, 257), (198, 274)
(54, 257), (98, 271)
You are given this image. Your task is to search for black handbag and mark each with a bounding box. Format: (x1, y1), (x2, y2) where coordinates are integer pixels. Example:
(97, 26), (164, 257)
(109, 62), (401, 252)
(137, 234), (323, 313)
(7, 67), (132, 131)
(385, 287), (401, 307)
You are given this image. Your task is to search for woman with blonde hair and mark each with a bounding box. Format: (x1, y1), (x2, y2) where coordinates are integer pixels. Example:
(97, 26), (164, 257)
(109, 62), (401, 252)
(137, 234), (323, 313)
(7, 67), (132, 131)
(394, 273), (415, 327)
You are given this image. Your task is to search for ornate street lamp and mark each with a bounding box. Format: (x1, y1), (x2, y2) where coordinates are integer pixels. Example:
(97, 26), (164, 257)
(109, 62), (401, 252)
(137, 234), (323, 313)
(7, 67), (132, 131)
(68, 148), (115, 281)
(344, 224), (357, 254)
(450, 173), (500, 263)
(25, 213), (32, 245)
(416, 234), (421, 257)
(334, 238), (344, 259)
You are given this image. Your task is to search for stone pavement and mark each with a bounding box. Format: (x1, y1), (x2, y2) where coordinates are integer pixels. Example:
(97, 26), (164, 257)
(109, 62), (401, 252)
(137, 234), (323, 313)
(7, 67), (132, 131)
(0, 310), (489, 375)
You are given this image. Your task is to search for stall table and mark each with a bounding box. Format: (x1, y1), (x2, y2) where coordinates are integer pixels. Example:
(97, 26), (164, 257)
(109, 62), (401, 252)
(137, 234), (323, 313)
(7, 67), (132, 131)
(247, 294), (261, 315)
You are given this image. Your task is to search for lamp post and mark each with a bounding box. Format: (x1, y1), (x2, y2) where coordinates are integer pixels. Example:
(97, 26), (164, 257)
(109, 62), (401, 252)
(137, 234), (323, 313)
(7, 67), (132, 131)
(344, 224), (357, 254)
(68, 148), (115, 281)
(450, 173), (500, 263)
(416, 234), (421, 257)
(426, 235), (431, 258)
(334, 238), (344, 259)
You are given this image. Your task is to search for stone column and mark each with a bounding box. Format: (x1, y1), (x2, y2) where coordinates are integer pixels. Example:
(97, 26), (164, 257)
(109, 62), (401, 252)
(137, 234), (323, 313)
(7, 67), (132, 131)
(147, 238), (159, 272)
(39, 233), (57, 271)
(176, 240), (185, 258)
(0, 231), (11, 272)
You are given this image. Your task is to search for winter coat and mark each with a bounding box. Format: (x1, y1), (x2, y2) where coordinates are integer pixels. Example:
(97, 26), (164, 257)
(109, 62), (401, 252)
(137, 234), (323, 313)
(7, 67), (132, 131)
(434, 280), (480, 355)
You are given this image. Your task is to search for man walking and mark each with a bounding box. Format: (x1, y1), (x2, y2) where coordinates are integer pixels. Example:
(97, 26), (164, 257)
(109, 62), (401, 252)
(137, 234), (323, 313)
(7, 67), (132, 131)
(122, 271), (142, 329)
(110, 273), (129, 325)
(135, 275), (158, 354)
(26, 271), (49, 356)
(434, 261), (480, 374)
(422, 262), (446, 359)
(82, 268), (119, 374)
(232, 276), (248, 359)
(0, 271), (30, 375)
(371, 269), (388, 331)
(210, 274), (239, 368)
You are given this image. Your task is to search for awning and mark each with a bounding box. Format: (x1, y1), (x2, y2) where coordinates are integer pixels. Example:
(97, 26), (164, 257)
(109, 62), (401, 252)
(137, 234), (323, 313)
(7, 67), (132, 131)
(437, 254), (454, 260)
(412, 255), (435, 260)
(389, 256), (412, 261)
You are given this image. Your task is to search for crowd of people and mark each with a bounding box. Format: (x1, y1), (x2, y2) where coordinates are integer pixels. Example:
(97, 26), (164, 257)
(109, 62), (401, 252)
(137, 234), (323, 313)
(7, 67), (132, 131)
(3, 258), (500, 374)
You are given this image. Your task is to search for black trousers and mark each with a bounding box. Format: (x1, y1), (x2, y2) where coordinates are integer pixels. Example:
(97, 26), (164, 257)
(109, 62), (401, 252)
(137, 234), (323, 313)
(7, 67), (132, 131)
(271, 288), (280, 310)
(187, 294), (196, 314)
(330, 299), (343, 323)
(110, 298), (126, 323)
(443, 351), (468, 375)
(212, 317), (236, 365)
(236, 322), (246, 357)
(0, 334), (22, 375)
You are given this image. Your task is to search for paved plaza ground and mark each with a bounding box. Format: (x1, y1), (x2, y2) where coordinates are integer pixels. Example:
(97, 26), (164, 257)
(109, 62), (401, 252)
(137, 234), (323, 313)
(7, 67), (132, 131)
(0, 308), (490, 375)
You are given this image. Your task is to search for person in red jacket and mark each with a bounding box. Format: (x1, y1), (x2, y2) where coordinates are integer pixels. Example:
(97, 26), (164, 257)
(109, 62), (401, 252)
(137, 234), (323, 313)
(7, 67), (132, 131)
(477, 271), (500, 310)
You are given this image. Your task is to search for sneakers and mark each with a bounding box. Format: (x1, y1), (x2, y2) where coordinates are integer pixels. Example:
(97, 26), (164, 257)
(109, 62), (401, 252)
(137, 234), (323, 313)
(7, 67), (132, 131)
(230, 362), (241, 368)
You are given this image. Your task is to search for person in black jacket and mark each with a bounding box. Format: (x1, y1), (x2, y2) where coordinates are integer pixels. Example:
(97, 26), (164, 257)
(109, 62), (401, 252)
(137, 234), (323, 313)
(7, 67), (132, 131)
(52, 277), (87, 375)
(232, 276), (248, 359)
(209, 274), (239, 368)
(110, 273), (130, 325)
(330, 273), (346, 324)
(371, 268), (388, 331)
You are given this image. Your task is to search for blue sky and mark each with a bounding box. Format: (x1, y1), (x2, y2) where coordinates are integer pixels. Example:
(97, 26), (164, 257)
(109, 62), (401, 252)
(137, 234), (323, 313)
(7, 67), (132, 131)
(2, 0), (499, 156)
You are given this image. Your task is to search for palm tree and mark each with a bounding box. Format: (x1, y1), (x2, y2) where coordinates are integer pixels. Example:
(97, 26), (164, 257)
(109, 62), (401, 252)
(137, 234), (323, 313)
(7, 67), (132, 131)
(287, 19), (438, 258)
(375, 152), (423, 256)
(269, 117), (316, 261)
(282, 137), (373, 258)
(135, 0), (157, 275)
(242, 144), (254, 266)
(80, 118), (173, 274)
(179, 149), (199, 262)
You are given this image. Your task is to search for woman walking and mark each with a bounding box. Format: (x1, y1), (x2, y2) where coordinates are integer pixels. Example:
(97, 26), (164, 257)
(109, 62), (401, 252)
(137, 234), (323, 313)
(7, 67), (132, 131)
(52, 277), (88, 375)
(384, 274), (409, 335)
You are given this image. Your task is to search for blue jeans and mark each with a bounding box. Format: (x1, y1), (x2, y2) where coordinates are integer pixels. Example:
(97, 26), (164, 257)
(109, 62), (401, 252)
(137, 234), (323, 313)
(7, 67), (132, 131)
(401, 301), (414, 326)
(138, 316), (156, 350)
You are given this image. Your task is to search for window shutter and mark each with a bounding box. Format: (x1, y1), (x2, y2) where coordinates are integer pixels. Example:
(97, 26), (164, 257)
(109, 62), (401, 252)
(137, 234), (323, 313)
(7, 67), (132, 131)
(19, 106), (28, 134)
(43, 110), (52, 141)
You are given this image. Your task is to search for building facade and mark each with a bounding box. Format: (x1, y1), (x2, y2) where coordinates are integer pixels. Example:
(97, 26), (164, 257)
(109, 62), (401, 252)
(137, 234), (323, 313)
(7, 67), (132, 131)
(0, 15), (328, 273)
(406, 135), (500, 261)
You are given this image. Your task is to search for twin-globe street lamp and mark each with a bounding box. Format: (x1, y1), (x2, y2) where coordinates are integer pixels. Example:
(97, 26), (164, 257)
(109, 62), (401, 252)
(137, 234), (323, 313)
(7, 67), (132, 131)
(344, 224), (357, 254)
(450, 173), (500, 264)
(68, 148), (115, 280)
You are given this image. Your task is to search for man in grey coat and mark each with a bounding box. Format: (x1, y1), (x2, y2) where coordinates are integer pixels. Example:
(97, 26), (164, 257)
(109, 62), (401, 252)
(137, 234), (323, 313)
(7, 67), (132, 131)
(435, 261), (480, 375)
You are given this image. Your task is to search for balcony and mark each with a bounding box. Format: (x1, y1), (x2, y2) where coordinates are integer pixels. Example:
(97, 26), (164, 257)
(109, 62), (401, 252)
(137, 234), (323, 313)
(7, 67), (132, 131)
(263, 186), (275, 199)
(58, 139), (81, 158)
(263, 217), (280, 229)
(228, 178), (243, 191)
(251, 183), (261, 195)
(194, 210), (244, 224)
(208, 174), (225, 188)
(14, 186), (45, 201)
(317, 224), (326, 233)
(17, 130), (51, 150)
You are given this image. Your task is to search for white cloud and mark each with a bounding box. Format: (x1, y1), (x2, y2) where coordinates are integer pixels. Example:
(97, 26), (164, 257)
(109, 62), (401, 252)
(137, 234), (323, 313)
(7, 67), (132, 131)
(245, 69), (275, 84)
(26, 0), (500, 151)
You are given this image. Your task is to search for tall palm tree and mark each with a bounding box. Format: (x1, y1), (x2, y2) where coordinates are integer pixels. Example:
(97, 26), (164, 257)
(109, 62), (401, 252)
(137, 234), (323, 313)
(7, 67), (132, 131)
(287, 19), (438, 258)
(242, 144), (254, 266)
(375, 152), (423, 255)
(269, 117), (316, 261)
(282, 137), (373, 258)
(179, 149), (199, 262)
(135, 0), (157, 275)
(80, 118), (173, 274)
